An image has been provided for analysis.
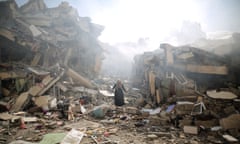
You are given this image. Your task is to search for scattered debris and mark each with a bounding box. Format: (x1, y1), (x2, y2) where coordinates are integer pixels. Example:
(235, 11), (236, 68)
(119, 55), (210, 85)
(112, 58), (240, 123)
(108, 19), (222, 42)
(183, 126), (199, 135)
(61, 129), (84, 144)
(0, 0), (240, 143)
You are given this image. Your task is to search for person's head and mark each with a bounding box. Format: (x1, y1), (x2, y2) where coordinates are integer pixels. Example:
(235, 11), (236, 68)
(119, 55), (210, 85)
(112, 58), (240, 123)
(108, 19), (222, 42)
(117, 80), (121, 84)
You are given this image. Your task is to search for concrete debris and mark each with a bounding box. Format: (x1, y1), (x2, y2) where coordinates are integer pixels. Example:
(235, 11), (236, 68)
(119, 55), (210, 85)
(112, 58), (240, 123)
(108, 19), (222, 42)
(207, 90), (238, 99)
(130, 41), (240, 142)
(0, 0), (240, 143)
(61, 129), (84, 144)
(183, 126), (199, 134)
(222, 134), (238, 142)
(0, 113), (20, 121)
(220, 114), (240, 130)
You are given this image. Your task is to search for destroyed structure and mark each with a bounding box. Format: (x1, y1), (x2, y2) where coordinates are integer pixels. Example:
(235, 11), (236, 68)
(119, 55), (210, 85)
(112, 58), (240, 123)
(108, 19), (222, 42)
(0, 0), (240, 144)
(131, 36), (240, 143)
(0, 0), (104, 110)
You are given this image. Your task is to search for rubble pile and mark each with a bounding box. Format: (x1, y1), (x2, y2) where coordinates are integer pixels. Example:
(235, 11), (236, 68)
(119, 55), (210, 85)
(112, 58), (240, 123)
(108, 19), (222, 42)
(0, 0), (109, 143)
(130, 41), (240, 143)
(0, 0), (104, 77)
(0, 0), (105, 111)
(0, 0), (240, 144)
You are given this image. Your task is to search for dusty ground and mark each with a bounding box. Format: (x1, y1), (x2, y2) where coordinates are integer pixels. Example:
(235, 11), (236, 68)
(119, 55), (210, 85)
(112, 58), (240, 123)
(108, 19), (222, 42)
(2, 105), (224, 144)
(1, 92), (238, 144)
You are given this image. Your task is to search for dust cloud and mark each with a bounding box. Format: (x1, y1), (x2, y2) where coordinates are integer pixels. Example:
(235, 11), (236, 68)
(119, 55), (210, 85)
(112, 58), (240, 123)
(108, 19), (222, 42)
(14, 0), (240, 78)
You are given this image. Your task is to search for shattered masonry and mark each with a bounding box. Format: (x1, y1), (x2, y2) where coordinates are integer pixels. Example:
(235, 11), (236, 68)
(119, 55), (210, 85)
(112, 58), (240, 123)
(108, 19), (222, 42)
(0, 0), (240, 144)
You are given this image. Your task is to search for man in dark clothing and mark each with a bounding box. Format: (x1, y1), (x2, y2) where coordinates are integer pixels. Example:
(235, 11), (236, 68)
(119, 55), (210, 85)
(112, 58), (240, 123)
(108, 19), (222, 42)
(112, 80), (127, 106)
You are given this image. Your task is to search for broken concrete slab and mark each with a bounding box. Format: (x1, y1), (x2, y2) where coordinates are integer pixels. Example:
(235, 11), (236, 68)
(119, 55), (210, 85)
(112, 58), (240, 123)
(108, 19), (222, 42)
(220, 114), (240, 130)
(10, 92), (29, 112)
(0, 71), (22, 80)
(183, 126), (198, 135)
(0, 112), (20, 121)
(22, 117), (38, 122)
(172, 64), (228, 75)
(27, 67), (50, 76)
(34, 96), (50, 107)
(0, 28), (15, 41)
(207, 90), (238, 99)
(66, 68), (94, 89)
(99, 90), (114, 97)
(29, 25), (42, 37)
(38, 71), (64, 96)
(22, 16), (52, 27)
(28, 86), (42, 97)
(31, 53), (42, 66)
(222, 134), (238, 142)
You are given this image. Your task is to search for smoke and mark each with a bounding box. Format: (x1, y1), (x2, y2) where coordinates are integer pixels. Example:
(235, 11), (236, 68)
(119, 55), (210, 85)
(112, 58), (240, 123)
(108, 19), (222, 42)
(14, 0), (240, 78)
(15, 0), (240, 44)
(101, 38), (155, 79)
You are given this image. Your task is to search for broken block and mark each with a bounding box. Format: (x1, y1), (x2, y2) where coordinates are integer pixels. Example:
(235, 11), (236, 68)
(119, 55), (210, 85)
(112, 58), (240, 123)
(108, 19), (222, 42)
(183, 126), (198, 134)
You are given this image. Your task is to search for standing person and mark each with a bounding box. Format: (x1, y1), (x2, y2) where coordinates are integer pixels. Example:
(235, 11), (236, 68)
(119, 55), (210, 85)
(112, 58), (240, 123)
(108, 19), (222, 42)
(112, 80), (127, 106)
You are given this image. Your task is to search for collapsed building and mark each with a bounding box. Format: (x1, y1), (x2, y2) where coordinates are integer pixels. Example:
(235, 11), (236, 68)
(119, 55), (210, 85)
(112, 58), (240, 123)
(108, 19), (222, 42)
(131, 34), (240, 142)
(132, 35), (240, 104)
(0, 0), (105, 112)
(0, 0), (240, 143)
